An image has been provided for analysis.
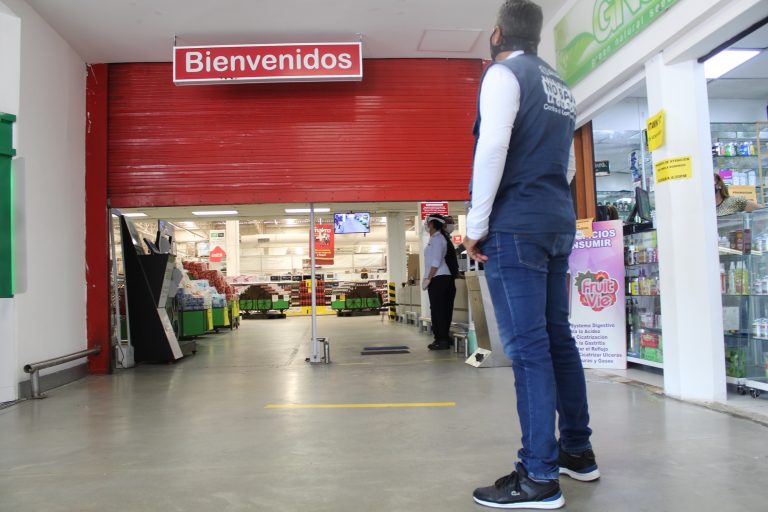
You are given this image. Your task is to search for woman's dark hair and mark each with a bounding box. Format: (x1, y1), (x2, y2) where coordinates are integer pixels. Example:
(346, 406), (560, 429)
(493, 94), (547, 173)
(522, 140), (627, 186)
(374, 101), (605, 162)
(715, 173), (730, 198)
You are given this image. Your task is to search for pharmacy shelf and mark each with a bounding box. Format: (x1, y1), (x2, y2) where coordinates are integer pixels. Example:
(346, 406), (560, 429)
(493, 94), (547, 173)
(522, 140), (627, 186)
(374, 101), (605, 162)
(627, 356), (664, 369)
(726, 376), (768, 393)
(718, 248), (765, 257)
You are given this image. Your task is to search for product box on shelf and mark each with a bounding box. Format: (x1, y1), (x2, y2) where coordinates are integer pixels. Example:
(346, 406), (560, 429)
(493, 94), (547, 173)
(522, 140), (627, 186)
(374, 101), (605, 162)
(725, 348), (747, 378)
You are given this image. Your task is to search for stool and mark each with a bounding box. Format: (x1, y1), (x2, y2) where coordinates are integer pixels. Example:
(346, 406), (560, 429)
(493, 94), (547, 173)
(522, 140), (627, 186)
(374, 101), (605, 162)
(453, 332), (468, 355)
(420, 317), (432, 334)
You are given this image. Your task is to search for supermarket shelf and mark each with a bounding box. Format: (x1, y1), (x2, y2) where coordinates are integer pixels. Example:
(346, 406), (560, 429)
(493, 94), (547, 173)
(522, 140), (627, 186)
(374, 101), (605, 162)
(627, 294), (661, 298)
(626, 262), (659, 267)
(636, 326), (662, 334)
(627, 356), (664, 369)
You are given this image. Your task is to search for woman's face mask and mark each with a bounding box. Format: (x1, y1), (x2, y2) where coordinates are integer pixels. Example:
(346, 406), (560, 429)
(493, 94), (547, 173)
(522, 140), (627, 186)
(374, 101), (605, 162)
(445, 223), (456, 234)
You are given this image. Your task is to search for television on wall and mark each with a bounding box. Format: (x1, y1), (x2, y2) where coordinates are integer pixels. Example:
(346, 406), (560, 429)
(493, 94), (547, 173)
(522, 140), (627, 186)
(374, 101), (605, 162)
(334, 212), (371, 234)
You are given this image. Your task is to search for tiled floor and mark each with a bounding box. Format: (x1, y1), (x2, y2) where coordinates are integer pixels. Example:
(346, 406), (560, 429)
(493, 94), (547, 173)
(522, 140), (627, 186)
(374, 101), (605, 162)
(2, 316), (767, 511)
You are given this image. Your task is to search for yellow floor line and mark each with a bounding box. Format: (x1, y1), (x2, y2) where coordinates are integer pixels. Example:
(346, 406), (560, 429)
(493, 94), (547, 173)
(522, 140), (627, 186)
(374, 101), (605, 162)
(265, 402), (456, 409)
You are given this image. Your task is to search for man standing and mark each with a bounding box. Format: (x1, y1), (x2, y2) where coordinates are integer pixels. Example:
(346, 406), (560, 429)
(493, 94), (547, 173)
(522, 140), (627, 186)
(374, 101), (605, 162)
(464, 1), (598, 509)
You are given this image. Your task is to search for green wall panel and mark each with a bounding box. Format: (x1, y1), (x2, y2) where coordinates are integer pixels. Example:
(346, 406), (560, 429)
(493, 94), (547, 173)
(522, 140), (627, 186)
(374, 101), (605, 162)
(0, 113), (16, 298)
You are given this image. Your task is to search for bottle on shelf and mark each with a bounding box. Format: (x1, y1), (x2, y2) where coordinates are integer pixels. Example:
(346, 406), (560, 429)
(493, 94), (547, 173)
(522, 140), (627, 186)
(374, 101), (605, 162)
(728, 262), (736, 295)
(742, 261), (750, 295)
(720, 263), (726, 294)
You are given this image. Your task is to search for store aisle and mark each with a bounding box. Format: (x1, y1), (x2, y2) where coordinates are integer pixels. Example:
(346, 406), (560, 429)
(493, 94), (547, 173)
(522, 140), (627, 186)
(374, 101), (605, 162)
(1, 316), (767, 512)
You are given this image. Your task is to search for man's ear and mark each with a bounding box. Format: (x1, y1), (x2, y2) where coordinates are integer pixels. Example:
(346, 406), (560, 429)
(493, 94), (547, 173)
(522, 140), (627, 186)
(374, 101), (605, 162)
(490, 25), (502, 46)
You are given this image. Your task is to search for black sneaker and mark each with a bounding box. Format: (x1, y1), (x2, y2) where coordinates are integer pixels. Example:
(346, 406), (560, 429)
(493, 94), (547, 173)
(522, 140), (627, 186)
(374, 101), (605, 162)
(427, 341), (451, 350)
(473, 464), (565, 509)
(558, 448), (600, 482)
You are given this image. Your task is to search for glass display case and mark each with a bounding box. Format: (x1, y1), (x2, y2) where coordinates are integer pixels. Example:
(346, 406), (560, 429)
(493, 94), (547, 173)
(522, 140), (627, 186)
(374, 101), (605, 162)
(711, 122), (768, 206)
(624, 229), (663, 368)
(718, 210), (768, 398)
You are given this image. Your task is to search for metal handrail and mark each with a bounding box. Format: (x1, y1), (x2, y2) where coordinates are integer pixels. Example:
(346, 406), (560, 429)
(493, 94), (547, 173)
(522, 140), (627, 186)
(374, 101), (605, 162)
(23, 346), (101, 399)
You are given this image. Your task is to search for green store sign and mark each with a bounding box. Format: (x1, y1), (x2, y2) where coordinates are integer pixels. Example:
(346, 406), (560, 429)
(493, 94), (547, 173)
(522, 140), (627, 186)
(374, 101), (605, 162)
(0, 113), (16, 298)
(555, 0), (680, 86)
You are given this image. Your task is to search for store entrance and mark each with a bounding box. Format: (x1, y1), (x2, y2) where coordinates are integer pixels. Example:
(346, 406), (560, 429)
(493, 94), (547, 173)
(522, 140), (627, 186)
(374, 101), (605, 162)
(109, 201), (470, 369)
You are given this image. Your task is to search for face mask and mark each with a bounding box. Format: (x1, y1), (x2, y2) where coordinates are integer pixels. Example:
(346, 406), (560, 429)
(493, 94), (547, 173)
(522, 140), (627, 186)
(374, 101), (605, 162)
(445, 223), (456, 234)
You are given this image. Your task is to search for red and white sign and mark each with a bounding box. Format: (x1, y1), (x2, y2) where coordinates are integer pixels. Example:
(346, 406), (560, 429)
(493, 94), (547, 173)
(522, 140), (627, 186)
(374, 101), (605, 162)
(453, 235), (463, 245)
(313, 224), (335, 265)
(209, 246), (227, 263)
(420, 201), (449, 219)
(173, 43), (363, 85)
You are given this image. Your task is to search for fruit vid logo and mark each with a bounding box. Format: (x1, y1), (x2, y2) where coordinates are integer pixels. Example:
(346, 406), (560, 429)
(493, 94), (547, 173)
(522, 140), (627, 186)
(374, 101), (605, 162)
(574, 270), (619, 312)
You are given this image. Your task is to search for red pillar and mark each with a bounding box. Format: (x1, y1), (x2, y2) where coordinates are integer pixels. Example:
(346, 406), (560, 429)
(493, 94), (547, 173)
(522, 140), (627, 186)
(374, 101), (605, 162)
(85, 64), (111, 374)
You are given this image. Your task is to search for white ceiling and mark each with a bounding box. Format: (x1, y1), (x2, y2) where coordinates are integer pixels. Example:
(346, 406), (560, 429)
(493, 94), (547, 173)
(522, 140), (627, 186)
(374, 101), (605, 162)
(24, 0), (568, 63)
(706, 22), (768, 99)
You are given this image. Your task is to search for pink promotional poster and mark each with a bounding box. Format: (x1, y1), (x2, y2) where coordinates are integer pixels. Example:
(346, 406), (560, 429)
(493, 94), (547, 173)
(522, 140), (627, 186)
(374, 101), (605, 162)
(569, 220), (627, 369)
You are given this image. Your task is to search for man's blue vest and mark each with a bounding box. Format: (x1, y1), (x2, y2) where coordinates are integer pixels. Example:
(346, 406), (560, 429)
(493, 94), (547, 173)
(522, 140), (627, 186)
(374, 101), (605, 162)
(473, 54), (577, 234)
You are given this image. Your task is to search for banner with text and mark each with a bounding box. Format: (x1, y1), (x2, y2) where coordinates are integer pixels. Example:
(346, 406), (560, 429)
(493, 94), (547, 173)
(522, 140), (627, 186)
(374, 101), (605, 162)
(314, 224), (335, 265)
(555, 0), (680, 85)
(420, 201), (449, 220)
(569, 220), (627, 369)
(174, 43), (363, 85)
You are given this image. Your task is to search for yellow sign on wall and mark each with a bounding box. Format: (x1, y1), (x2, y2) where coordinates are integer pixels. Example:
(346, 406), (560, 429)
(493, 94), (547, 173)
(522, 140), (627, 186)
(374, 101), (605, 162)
(576, 218), (594, 239)
(655, 156), (693, 184)
(729, 185), (758, 203)
(646, 110), (665, 152)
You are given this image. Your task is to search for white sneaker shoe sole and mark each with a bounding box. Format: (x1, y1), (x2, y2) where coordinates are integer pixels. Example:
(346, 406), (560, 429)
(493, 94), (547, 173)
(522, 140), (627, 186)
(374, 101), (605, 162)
(473, 494), (566, 509)
(559, 466), (601, 482)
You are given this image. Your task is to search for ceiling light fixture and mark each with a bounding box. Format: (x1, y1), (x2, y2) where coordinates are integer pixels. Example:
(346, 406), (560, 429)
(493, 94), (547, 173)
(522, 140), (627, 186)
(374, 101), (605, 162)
(122, 212), (148, 218)
(704, 49), (760, 79)
(284, 208), (331, 214)
(192, 210), (239, 216)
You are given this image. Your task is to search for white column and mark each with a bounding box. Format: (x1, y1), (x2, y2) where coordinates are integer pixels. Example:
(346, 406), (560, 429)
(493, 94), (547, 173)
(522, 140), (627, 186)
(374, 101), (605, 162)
(645, 54), (726, 402)
(386, 212), (407, 286)
(387, 212), (407, 319)
(0, 299), (16, 401)
(225, 220), (240, 277)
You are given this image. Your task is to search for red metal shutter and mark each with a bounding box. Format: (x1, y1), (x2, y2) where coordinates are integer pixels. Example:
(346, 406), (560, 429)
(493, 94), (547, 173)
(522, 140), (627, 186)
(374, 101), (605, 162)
(107, 59), (480, 207)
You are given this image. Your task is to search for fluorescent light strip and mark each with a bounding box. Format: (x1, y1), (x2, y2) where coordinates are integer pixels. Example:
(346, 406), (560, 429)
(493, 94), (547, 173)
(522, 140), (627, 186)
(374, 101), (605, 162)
(123, 212), (147, 218)
(192, 210), (239, 216)
(704, 49), (760, 79)
(284, 208), (331, 214)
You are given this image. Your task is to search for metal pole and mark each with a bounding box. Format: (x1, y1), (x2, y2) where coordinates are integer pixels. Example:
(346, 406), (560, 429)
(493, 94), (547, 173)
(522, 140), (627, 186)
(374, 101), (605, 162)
(30, 371), (40, 399)
(309, 203), (320, 363)
(109, 210), (121, 368)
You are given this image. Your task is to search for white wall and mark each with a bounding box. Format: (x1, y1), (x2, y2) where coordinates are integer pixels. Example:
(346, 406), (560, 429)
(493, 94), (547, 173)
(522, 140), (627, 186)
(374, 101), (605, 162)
(0, 2), (21, 402)
(3, 0), (87, 388)
(709, 99), (767, 123)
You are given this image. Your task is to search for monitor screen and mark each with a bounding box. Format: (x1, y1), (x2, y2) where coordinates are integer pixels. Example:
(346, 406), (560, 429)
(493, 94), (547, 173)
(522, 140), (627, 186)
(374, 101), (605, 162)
(635, 187), (652, 222)
(334, 212), (371, 234)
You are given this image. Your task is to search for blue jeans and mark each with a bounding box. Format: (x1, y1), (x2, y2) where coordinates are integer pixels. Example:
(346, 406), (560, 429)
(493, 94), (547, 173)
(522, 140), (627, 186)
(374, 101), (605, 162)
(481, 232), (592, 481)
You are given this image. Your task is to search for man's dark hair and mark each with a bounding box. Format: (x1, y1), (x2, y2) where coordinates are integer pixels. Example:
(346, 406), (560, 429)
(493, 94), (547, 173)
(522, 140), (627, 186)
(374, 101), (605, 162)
(497, 0), (543, 54)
